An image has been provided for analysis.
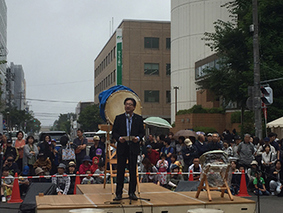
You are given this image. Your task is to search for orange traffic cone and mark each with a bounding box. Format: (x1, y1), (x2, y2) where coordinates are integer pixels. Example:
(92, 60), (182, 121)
(73, 171), (81, 194)
(188, 170), (194, 181)
(8, 173), (23, 203)
(236, 170), (251, 197)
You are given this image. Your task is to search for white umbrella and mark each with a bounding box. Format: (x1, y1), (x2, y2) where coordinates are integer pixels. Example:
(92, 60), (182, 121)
(144, 117), (172, 129)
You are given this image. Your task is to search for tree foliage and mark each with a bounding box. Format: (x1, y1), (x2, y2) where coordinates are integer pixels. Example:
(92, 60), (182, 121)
(51, 113), (76, 134)
(77, 104), (104, 132)
(2, 107), (41, 133)
(197, 0), (283, 125)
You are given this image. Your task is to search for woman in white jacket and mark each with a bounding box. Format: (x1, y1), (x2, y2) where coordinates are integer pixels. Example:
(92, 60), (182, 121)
(23, 135), (39, 175)
(261, 145), (276, 180)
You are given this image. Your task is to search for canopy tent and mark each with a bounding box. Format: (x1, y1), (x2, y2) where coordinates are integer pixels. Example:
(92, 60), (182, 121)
(144, 117), (172, 129)
(266, 117), (283, 139)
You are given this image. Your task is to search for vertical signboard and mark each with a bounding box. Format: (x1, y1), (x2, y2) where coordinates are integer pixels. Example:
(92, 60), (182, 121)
(116, 28), (122, 85)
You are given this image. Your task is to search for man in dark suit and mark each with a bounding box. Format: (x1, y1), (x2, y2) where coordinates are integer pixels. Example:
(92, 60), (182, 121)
(112, 97), (145, 201)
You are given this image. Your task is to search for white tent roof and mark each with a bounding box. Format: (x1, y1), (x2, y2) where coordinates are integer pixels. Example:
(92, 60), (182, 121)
(266, 117), (283, 128)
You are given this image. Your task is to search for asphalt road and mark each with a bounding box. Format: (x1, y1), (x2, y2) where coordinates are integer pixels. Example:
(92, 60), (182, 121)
(0, 194), (281, 213)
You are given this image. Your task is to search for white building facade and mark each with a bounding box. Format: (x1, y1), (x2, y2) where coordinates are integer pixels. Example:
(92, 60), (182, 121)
(0, 0), (7, 104)
(171, 0), (231, 122)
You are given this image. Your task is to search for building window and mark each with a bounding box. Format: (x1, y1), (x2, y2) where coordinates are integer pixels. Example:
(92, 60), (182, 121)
(166, 38), (170, 49)
(144, 90), (159, 103)
(113, 70), (116, 82)
(144, 63), (159, 75)
(166, 90), (171, 103)
(144, 37), (159, 49)
(166, 63), (171, 76)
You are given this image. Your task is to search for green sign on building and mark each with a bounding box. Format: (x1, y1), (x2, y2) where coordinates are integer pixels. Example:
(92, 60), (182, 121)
(116, 29), (122, 85)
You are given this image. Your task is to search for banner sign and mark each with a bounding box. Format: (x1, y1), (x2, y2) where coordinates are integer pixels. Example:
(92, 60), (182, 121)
(116, 28), (122, 85)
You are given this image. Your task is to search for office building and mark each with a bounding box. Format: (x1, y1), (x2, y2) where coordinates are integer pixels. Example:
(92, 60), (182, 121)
(171, 0), (231, 122)
(94, 20), (171, 120)
(0, 0), (7, 104)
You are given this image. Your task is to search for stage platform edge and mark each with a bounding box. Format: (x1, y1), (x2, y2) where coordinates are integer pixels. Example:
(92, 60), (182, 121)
(36, 183), (256, 213)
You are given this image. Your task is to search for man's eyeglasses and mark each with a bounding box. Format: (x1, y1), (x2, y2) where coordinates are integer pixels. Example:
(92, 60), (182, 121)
(125, 103), (134, 106)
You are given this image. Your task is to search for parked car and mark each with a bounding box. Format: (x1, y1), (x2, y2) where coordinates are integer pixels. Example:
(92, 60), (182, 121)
(83, 132), (97, 145)
(38, 131), (68, 147)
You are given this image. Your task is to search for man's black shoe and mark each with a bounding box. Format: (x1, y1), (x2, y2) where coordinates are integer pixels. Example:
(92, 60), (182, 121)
(129, 193), (138, 200)
(113, 194), (122, 201)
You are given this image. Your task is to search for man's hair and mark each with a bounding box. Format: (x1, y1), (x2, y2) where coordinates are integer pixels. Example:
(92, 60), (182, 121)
(77, 128), (84, 133)
(159, 134), (166, 141)
(124, 97), (136, 107)
(60, 135), (69, 146)
(268, 132), (276, 138)
(17, 131), (24, 137)
(26, 135), (34, 141)
(2, 166), (9, 172)
(98, 161), (105, 168)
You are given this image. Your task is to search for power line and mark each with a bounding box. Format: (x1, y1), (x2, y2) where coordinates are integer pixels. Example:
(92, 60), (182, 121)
(26, 98), (78, 103)
(28, 79), (94, 87)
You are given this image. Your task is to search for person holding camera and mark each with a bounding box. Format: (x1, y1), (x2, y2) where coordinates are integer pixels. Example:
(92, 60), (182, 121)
(3, 155), (20, 176)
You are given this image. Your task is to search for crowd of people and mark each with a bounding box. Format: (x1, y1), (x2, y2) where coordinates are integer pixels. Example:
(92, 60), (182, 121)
(141, 130), (283, 196)
(0, 129), (106, 202)
(1, 128), (283, 202)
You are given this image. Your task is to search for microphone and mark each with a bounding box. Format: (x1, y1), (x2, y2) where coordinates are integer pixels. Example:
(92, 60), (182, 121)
(126, 113), (130, 120)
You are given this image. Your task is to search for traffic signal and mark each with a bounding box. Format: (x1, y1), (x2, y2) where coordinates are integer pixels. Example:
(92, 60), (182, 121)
(260, 86), (273, 105)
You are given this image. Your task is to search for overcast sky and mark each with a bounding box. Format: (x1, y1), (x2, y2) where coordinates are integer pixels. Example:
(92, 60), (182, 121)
(6, 0), (170, 126)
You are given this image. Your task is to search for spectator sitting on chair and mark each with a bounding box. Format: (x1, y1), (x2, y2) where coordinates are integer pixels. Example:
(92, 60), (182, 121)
(229, 161), (240, 195)
(79, 156), (92, 174)
(94, 161), (105, 184)
(52, 163), (70, 195)
(140, 157), (159, 184)
(247, 160), (258, 188)
(32, 167), (50, 183)
(81, 170), (95, 184)
(3, 139), (19, 163)
(269, 160), (283, 196)
(170, 154), (182, 172)
(3, 155), (20, 176)
(19, 165), (30, 197)
(188, 158), (202, 181)
(166, 164), (183, 190)
(33, 153), (52, 175)
(146, 145), (160, 165)
(95, 148), (104, 164)
(261, 145), (276, 179)
(253, 171), (270, 196)
(90, 157), (99, 173)
(1, 166), (14, 203)
(67, 161), (77, 194)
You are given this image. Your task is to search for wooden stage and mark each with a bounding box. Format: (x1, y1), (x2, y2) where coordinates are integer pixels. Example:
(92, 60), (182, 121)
(36, 183), (256, 213)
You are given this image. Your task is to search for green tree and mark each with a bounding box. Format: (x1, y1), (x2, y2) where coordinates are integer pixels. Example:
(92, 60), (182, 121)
(78, 104), (104, 132)
(51, 113), (76, 134)
(2, 107), (41, 133)
(197, 0), (283, 134)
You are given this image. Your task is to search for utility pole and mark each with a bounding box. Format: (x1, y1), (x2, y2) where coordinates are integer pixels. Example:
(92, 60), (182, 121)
(173, 86), (179, 115)
(253, 0), (262, 139)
